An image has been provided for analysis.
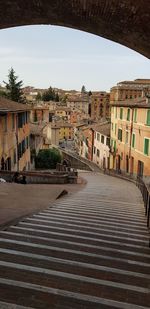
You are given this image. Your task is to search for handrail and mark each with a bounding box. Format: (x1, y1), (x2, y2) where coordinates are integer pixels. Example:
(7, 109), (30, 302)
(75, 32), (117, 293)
(136, 176), (150, 247)
(104, 169), (150, 247)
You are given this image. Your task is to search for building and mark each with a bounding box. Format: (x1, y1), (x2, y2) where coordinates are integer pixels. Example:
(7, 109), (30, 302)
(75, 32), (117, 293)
(110, 97), (150, 181)
(92, 122), (110, 169)
(90, 92), (110, 120)
(78, 126), (94, 161)
(55, 107), (71, 122)
(67, 94), (89, 115)
(30, 106), (50, 123)
(110, 79), (150, 103)
(0, 97), (31, 171)
(58, 121), (74, 141)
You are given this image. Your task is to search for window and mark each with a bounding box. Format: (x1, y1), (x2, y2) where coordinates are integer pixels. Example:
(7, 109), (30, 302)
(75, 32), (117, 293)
(114, 140), (116, 151)
(127, 108), (130, 121)
(115, 124), (117, 135)
(4, 116), (7, 132)
(97, 149), (100, 157)
(146, 110), (150, 126)
(94, 146), (96, 154)
(118, 129), (122, 141)
(125, 131), (129, 144)
(97, 133), (100, 141)
(120, 108), (123, 119)
(144, 138), (149, 156)
(101, 135), (104, 144)
(115, 107), (117, 119)
(13, 149), (17, 164)
(132, 133), (135, 148)
(12, 114), (15, 130)
(106, 138), (110, 146)
(134, 109), (137, 122)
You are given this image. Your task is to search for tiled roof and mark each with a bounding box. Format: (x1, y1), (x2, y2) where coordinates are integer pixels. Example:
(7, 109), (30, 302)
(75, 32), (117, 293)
(0, 97), (31, 113)
(91, 122), (110, 137)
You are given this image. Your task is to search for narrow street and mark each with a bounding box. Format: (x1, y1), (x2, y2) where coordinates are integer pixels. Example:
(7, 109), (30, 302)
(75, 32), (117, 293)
(0, 172), (149, 308)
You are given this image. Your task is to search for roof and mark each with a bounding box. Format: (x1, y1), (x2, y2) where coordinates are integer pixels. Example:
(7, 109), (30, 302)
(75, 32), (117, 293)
(92, 122), (111, 137)
(30, 123), (44, 135)
(0, 97), (31, 113)
(110, 97), (150, 108)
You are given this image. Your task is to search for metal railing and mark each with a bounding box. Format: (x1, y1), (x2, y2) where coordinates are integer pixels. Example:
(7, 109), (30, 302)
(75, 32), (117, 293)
(136, 177), (150, 247)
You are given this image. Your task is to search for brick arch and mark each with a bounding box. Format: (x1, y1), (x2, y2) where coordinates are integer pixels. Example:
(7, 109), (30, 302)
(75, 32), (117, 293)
(0, 0), (150, 58)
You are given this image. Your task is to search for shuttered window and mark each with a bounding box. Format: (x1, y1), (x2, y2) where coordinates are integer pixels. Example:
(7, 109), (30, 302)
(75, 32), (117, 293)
(144, 139), (149, 156)
(132, 133), (135, 148)
(146, 110), (150, 126)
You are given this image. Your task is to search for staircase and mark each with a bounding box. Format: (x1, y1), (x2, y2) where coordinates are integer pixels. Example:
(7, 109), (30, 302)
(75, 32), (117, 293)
(0, 173), (149, 308)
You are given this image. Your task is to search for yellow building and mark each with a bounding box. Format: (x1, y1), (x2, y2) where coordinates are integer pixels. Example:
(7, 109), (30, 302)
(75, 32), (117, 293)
(0, 97), (31, 171)
(58, 122), (73, 141)
(110, 97), (150, 180)
(55, 107), (71, 122)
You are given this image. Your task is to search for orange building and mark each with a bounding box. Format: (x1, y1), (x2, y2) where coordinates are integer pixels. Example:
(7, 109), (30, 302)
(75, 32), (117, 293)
(0, 97), (31, 171)
(110, 97), (150, 181)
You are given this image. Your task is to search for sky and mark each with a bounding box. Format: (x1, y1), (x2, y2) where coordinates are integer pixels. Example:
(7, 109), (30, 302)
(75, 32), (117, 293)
(0, 25), (149, 92)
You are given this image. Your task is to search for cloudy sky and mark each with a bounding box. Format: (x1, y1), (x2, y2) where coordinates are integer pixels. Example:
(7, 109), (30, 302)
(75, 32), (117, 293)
(0, 25), (149, 92)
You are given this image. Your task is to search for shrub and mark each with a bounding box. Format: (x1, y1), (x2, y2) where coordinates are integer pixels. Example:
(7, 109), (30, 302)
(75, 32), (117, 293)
(35, 148), (62, 169)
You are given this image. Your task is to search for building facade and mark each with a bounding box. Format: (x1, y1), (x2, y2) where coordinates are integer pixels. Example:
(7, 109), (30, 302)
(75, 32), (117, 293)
(90, 92), (110, 120)
(0, 98), (31, 171)
(93, 123), (110, 169)
(110, 97), (150, 181)
(110, 79), (150, 103)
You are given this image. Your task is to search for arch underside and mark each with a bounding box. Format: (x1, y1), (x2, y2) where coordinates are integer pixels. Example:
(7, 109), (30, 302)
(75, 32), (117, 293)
(0, 0), (150, 58)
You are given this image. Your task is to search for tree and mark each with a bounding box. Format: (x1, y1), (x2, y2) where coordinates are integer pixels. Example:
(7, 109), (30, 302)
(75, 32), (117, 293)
(36, 92), (42, 101)
(81, 85), (86, 94)
(35, 148), (62, 169)
(3, 68), (23, 103)
(88, 90), (92, 96)
(55, 92), (59, 102)
(42, 86), (60, 102)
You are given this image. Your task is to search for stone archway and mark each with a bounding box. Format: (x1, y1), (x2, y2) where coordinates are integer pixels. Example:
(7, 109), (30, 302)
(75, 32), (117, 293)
(0, 0), (149, 58)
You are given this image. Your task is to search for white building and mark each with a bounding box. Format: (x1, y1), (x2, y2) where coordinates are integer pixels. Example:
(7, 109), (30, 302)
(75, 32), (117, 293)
(93, 123), (110, 169)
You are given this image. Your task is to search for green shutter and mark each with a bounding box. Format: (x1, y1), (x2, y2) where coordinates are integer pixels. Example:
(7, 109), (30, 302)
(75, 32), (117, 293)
(134, 109), (137, 122)
(120, 108), (123, 119)
(146, 110), (150, 126)
(132, 133), (135, 148)
(127, 108), (130, 121)
(118, 129), (122, 141)
(144, 139), (149, 155)
(115, 124), (117, 135)
(114, 141), (116, 151)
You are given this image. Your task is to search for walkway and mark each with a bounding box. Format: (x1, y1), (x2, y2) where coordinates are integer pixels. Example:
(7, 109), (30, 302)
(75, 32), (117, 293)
(0, 172), (149, 308)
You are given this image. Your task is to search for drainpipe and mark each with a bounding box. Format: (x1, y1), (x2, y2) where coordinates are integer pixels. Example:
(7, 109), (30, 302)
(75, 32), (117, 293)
(16, 114), (19, 172)
(129, 108), (134, 173)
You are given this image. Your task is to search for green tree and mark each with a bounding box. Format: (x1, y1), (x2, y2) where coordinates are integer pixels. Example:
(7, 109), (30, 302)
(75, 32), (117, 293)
(3, 68), (23, 103)
(36, 92), (42, 101)
(42, 86), (56, 101)
(35, 148), (62, 169)
(55, 92), (59, 102)
(81, 85), (86, 94)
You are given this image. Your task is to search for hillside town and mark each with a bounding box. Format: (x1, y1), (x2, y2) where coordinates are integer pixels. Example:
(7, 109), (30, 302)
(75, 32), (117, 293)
(0, 77), (150, 183)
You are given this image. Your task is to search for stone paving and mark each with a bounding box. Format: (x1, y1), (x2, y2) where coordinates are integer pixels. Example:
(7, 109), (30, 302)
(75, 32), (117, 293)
(0, 172), (149, 308)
